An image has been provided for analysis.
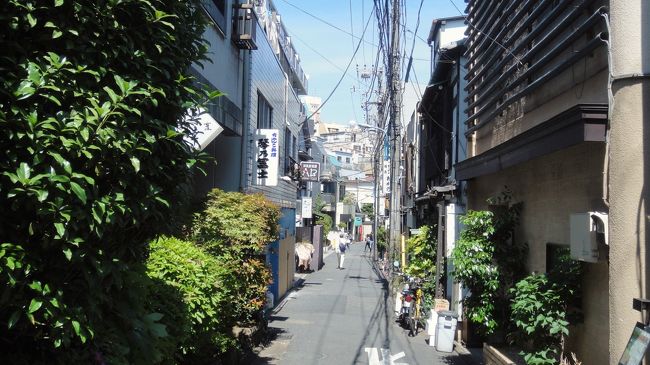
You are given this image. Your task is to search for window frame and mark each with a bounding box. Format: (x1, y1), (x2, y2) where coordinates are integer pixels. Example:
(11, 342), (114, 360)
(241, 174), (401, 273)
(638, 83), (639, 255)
(202, 0), (228, 35)
(257, 92), (273, 129)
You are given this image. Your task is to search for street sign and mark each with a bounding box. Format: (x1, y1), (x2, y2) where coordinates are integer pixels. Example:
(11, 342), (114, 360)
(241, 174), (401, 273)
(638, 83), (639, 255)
(354, 216), (362, 226)
(301, 197), (312, 219)
(300, 161), (320, 182)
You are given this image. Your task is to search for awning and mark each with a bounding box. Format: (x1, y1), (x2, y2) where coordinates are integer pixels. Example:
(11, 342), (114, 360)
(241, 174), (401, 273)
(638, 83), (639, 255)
(414, 184), (457, 202)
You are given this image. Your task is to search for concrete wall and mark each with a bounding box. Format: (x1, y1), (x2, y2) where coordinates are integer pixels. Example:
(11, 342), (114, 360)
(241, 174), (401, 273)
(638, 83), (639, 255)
(467, 142), (608, 365)
(608, 0), (650, 362)
(195, 135), (242, 195)
(200, 9), (244, 108)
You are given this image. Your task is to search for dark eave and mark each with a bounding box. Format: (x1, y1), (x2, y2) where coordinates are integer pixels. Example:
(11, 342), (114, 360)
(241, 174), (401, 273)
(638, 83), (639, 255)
(455, 104), (608, 181)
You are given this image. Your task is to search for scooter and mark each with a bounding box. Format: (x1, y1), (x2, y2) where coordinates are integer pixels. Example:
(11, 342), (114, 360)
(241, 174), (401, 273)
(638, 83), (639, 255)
(396, 282), (414, 328)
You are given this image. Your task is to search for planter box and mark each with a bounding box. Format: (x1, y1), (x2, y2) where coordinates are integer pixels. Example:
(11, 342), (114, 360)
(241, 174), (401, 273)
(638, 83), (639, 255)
(483, 344), (526, 365)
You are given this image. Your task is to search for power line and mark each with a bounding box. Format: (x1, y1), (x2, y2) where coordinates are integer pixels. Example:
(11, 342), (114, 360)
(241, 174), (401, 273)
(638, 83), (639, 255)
(287, 29), (372, 88)
(300, 5), (376, 127)
(404, 0), (425, 83)
(349, 0), (355, 53)
(279, 0), (378, 48)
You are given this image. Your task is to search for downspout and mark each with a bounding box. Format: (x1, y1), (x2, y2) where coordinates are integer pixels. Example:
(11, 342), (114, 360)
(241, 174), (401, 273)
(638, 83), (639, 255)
(240, 49), (251, 191)
(284, 72), (289, 127)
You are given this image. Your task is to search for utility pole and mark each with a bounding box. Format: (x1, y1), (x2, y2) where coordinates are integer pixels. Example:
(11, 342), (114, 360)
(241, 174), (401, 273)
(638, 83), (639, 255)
(371, 71), (384, 262)
(388, 0), (402, 266)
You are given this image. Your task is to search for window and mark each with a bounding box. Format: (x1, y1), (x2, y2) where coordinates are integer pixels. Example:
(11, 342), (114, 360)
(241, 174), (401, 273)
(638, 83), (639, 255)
(346, 157), (350, 163)
(202, 0), (228, 34)
(257, 92), (272, 129)
(284, 127), (292, 172)
(337, 156), (342, 162)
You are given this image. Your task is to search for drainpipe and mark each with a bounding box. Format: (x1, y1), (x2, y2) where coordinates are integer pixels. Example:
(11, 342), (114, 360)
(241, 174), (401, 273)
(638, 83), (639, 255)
(239, 49), (251, 191)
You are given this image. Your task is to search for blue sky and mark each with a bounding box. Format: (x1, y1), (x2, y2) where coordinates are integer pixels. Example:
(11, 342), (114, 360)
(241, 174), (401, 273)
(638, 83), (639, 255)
(272, 0), (465, 124)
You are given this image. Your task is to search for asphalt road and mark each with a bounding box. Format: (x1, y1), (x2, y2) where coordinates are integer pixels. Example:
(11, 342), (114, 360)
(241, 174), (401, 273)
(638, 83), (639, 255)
(249, 242), (481, 365)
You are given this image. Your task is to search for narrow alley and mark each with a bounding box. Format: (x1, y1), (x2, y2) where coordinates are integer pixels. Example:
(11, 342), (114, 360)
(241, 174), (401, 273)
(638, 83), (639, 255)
(249, 242), (481, 365)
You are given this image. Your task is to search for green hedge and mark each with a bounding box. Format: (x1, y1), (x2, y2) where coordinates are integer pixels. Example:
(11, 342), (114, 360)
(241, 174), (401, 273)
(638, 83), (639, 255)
(0, 0), (212, 363)
(191, 189), (276, 325)
(146, 236), (232, 363)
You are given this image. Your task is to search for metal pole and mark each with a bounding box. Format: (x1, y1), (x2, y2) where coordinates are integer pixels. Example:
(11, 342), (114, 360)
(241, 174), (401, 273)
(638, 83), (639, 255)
(388, 0), (402, 268)
(434, 202), (444, 298)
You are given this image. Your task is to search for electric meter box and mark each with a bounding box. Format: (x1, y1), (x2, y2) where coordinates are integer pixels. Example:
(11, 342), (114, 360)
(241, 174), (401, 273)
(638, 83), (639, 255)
(570, 212), (608, 263)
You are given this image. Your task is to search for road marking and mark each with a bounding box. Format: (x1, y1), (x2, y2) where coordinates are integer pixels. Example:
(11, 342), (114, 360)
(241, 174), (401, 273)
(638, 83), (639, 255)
(364, 347), (408, 365)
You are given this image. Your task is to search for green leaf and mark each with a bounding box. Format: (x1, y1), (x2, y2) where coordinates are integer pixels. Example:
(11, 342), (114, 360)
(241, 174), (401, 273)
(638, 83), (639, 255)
(63, 248), (72, 261)
(27, 63), (42, 85)
(70, 181), (87, 204)
(50, 298), (60, 308)
(44, 94), (62, 106)
(15, 82), (35, 100)
(27, 13), (37, 27)
(71, 320), (81, 335)
(52, 29), (63, 39)
(28, 298), (42, 313)
(17, 162), (30, 183)
(130, 157), (140, 173)
(7, 311), (20, 329)
(54, 0), (64, 6)
(103, 86), (119, 103)
(28, 281), (42, 292)
(54, 223), (65, 237)
(146, 312), (164, 321)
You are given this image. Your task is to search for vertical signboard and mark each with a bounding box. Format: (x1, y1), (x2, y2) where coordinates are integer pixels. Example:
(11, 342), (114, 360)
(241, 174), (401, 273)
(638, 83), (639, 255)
(255, 129), (279, 186)
(301, 197), (313, 219)
(382, 160), (391, 195)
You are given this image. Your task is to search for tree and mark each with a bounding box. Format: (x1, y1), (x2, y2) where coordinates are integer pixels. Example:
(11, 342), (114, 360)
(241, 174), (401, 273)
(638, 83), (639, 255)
(361, 203), (374, 220)
(0, 1), (213, 362)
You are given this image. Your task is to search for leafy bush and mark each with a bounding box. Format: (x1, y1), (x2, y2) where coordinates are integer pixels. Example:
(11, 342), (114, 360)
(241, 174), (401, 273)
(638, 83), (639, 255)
(191, 189), (275, 326)
(376, 225), (388, 257)
(510, 250), (583, 365)
(146, 236), (233, 363)
(313, 194), (333, 238)
(451, 191), (527, 338)
(0, 0), (212, 362)
(451, 211), (500, 335)
(405, 225), (436, 278)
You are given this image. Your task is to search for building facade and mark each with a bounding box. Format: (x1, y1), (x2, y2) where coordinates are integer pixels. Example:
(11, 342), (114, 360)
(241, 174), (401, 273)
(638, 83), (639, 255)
(192, 0), (309, 304)
(457, 0), (609, 362)
(411, 16), (468, 317)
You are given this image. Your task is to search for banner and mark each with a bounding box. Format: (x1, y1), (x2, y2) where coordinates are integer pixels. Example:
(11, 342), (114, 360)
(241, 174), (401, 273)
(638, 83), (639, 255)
(382, 160), (391, 195)
(255, 129), (279, 186)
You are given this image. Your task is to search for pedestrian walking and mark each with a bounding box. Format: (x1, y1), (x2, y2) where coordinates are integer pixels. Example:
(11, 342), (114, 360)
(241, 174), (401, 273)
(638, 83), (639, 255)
(337, 232), (347, 269)
(365, 234), (373, 252)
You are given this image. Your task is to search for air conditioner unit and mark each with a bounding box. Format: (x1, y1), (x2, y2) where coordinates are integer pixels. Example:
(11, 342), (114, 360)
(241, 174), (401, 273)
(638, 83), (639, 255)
(570, 212), (608, 263)
(232, 2), (257, 50)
